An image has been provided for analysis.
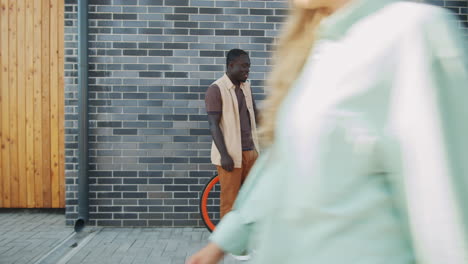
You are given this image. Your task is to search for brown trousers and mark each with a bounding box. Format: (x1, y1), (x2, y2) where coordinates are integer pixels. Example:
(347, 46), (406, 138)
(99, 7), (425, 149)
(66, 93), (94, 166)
(217, 150), (258, 218)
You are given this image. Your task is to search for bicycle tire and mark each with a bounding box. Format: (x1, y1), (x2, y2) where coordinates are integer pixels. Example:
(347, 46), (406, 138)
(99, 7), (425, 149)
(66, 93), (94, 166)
(199, 174), (220, 232)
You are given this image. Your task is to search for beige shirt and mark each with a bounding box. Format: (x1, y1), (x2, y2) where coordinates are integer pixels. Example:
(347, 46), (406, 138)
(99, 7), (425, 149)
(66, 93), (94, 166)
(205, 74), (259, 168)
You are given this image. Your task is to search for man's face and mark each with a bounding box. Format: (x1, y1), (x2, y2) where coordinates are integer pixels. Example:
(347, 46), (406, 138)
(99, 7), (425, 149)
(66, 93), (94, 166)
(228, 54), (251, 83)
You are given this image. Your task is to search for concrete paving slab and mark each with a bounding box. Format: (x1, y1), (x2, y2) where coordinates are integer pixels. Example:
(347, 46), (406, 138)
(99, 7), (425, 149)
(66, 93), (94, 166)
(0, 212), (250, 264)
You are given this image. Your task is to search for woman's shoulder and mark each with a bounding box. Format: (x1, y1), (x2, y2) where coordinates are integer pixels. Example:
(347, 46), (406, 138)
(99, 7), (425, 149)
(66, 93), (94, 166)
(379, 1), (457, 32)
(358, 2), (464, 58)
(386, 2), (464, 58)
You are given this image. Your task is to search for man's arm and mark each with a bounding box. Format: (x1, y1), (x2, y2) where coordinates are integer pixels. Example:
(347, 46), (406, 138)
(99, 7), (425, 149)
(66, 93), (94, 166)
(250, 88), (259, 125)
(208, 113), (234, 172)
(205, 83), (235, 171)
(252, 98), (259, 125)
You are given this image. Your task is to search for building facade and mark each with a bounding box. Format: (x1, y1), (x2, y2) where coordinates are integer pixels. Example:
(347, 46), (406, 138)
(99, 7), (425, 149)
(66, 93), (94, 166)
(64, 0), (467, 227)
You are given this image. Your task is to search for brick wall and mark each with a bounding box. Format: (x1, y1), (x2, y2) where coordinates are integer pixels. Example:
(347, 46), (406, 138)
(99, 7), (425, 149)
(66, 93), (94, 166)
(64, 0), (467, 227)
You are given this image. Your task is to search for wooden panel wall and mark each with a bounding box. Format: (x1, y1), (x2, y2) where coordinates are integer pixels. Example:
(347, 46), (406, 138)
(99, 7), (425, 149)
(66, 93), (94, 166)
(0, 0), (64, 208)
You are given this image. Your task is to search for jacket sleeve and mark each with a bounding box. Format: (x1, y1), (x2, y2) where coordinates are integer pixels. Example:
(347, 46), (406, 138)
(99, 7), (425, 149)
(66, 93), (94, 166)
(385, 8), (468, 264)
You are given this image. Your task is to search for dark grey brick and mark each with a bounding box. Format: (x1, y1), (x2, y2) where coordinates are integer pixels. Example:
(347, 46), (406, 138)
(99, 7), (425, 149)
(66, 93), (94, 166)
(189, 115), (207, 121)
(139, 171), (163, 177)
(163, 43), (189, 49)
(174, 7), (198, 13)
(113, 129), (138, 135)
(123, 220), (148, 226)
(200, 50), (224, 57)
(139, 199), (163, 205)
(139, 0), (163, 5)
(267, 16), (286, 23)
(123, 192), (147, 199)
(199, 22), (224, 28)
(139, 157), (163, 163)
(173, 136), (198, 142)
(174, 93), (198, 99)
(189, 129), (210, 135)
(114, 199), (138, 205)
(113, 28), (138, 34)
(164, 14), (189, 20)
(190, 29), (214, 35)
(139, 213), (164, 219)
(138, 28), (163, 34)
(163, 28), (189, 35)
(241, 30), (265, 36)
(149, 206), (174, 212)
(138, 43), (163, 49)
(97, 220), (122, 226)
(113, 13), (137, 20)
(99, 206), (123, 212)
(148, 50), (173, 56)
(97, 178), (123, 185)
(123, 93), (148, 99)
(123, 49), (148, 56)
(89, 13), (112, 19)
(123, 178), (148, 184)
(174, 21), (198, 28)
(199, 7), (223, 14)
(124, 64), (147, 70)
(190, 157), (210, 163)
(164, 0), (189, 6)
(224, 8), (247, 15)
(164, 72), (188, 78)
(113, 213), (138, 219)
(148, 220), (172, 226)
(149, 178), (173, 184)
(114, 185), (138, 191)
(97, 192), (122, 199)
(215, 29), (239, 36)
(173, 192), (198, 198)
(139, 71), (162, 78)
(164, 157), (189, 163)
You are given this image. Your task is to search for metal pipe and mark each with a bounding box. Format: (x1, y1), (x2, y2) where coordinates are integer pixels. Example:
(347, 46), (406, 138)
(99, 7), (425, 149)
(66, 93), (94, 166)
(75, 0), (89, 233)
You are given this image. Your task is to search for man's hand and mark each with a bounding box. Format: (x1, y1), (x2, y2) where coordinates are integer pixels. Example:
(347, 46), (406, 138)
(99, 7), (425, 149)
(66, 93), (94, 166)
(186, 242), (225, 264)
(221, 154), (234, 172)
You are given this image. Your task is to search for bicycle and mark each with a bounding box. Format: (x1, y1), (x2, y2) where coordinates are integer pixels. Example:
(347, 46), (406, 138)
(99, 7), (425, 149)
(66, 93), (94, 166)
(199, 173), (221, 232)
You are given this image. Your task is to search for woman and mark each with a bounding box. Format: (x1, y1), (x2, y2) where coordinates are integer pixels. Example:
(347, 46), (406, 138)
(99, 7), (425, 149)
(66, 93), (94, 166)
(188, 0), (468, 263)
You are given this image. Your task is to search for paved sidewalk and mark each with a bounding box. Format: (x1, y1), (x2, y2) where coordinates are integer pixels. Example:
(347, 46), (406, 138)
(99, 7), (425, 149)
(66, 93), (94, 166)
(0, 211), (73, 264)
(0, 211), (248, 264)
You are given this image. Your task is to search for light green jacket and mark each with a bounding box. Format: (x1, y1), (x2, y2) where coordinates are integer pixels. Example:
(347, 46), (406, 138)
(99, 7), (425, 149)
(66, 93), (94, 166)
(210, 0), (468, 263)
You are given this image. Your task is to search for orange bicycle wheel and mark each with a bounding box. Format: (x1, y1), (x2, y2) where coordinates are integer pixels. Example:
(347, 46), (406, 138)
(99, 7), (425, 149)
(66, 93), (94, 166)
(199, 174), (220, 232)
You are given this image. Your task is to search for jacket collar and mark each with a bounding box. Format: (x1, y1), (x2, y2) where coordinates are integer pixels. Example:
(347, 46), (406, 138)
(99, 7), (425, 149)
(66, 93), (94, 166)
(220, 73), (247, 90)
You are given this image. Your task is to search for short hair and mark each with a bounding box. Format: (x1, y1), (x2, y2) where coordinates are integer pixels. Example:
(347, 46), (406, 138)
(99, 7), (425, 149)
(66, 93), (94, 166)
(226, 49), (248, 67)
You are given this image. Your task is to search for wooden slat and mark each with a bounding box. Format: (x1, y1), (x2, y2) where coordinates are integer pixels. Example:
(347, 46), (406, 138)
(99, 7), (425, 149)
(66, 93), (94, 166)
(17, 0), (27, 207)
(58, 0), (65, 208)
(33, 0), (43, 208)
(50, 0), (60, 208)
(42, 0), (51, 208)
(41, 0), (51, 208)
(1, 0), (11, 208)
(8, 0), (18, 208)
(25, 0), (35, 208)
(0, 0), (5, 208)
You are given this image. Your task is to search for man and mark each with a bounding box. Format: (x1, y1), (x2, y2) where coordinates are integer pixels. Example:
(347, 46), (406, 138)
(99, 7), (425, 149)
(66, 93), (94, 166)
(205, 49), (259, 219)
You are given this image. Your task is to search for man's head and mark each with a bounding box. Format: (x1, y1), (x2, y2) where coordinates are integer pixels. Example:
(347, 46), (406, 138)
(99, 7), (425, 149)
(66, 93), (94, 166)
(226, 49), (250, 84)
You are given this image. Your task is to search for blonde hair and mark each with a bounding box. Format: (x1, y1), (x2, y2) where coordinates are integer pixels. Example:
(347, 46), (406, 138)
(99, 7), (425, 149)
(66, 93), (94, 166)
(259, 8), (328, 146)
